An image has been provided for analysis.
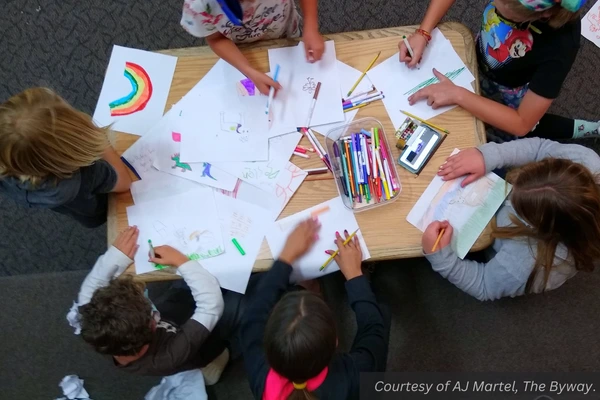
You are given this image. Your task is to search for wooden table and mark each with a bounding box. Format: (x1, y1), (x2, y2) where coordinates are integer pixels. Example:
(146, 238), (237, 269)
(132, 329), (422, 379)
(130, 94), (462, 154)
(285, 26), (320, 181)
(109, 23), (490, 281)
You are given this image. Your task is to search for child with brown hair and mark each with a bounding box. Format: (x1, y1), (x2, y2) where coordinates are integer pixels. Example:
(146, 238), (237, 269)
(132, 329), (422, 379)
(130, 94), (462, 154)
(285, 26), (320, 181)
(422, 137), (600, 300)
(400, 0), (599, 142)
(241, 219), (389, 400)
(69, 226), (230, 384)
(0, 87), (131, 227)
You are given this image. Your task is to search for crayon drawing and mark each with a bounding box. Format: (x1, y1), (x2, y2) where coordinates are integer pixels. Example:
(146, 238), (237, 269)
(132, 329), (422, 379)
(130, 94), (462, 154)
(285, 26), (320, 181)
(109, 62), (153, 116)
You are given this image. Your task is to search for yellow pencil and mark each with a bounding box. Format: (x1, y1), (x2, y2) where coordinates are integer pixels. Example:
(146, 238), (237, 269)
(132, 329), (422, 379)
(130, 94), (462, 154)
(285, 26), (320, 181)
(431, 228), (446, 253)
(346, 52), (381, 97)
(320, 229), (360, 271)
(400, 110), (450, 135)
(343, 103), (369, 113)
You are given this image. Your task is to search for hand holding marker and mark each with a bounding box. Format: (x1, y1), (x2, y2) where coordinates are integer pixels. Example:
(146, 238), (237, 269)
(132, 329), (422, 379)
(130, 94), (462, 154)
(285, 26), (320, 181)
(265, 64), (281, 125)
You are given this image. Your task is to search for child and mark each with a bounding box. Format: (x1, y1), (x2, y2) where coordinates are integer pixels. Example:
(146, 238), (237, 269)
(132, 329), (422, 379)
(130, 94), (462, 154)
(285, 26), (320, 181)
(69, 226), (229, 384)
(399, 0), (599, 142)
(0, 87), (132, 228)
(240, 219), (388, 400)
(181, 0), (324, 95)
(422, 137), (600, 300)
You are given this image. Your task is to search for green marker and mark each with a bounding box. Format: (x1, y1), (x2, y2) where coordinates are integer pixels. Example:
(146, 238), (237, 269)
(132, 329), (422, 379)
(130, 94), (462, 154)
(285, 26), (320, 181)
(232, 238), (246, 256)
(148, 239), (155, 258)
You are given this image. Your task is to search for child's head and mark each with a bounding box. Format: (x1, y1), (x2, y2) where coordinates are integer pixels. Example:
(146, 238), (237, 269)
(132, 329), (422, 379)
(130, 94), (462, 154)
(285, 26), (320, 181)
(79, 276), (153, 356)
(264, 291), (336, 399)
(0, 87), (108, 184)
(494, 158), (600, 289)
(494, 0), (585, 28)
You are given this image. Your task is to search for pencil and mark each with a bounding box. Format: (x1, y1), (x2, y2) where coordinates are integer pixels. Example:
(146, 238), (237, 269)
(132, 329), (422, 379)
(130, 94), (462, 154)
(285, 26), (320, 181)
(401, 110), (450, 134)
(320, 229), (360, 271)
(346, 51), (381, 97)
(431, 229), (445, 253)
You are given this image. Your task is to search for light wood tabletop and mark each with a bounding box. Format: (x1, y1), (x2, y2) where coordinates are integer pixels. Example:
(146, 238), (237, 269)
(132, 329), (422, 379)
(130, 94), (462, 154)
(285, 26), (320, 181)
(109, 23), (490, 281)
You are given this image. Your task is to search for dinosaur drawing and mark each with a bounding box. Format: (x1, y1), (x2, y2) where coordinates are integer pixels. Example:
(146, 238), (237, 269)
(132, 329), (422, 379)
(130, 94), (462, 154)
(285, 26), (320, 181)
(171, 153), (192, 172)
(201, 162), (217, 180)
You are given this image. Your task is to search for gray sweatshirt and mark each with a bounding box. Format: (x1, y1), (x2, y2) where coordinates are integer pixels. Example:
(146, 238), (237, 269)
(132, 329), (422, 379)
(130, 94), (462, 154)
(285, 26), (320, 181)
(425, 138), (600, 301)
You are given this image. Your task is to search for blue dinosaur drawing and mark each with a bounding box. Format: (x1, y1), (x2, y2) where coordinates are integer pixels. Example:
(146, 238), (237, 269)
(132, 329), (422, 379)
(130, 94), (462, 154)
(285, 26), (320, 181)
(201, 162), (217, 180)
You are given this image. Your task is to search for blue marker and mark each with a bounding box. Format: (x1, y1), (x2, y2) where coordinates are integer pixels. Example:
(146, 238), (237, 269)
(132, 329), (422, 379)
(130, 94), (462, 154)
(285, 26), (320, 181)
(265, 64), (281, 117)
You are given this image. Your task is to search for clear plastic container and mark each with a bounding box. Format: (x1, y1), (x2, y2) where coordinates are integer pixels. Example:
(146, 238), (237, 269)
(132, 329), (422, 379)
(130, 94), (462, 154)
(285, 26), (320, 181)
(325, 117), (402, 212)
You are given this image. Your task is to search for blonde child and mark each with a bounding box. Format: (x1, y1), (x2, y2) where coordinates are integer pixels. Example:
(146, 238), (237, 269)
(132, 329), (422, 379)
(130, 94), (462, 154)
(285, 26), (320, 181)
(0, 88), (131, 227)
(241, 219), (388, 400)
(400, 0), (599, 142)
(181, 0), (324, 95)
(422, 137), (600, 300)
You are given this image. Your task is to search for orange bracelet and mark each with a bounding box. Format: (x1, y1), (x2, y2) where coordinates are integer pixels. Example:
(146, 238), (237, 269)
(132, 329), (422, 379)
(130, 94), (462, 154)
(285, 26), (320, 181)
(416, 28), (432, 42)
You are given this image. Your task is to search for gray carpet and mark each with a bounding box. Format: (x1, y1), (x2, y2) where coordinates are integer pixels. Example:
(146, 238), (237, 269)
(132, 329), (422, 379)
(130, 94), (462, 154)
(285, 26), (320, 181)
(2, 0), (600, 399)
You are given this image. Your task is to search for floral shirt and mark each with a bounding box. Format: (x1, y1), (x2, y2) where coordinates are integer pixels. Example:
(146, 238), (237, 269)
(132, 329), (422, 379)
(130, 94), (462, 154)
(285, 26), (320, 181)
(181, 0), (301, 43)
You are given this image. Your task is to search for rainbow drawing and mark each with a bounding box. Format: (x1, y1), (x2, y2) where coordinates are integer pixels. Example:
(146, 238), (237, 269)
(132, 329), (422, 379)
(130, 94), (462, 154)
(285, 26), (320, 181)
(109, 62), (153, 116)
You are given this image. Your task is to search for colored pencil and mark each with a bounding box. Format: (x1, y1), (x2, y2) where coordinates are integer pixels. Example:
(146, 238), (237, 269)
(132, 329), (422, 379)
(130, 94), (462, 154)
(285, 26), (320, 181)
(400, 110), (450, 134)
(320, 229), (360, 271)
(346, 52), (381, 97)
(305, 81), (322, 127)
(431, 229), (445, 252)
(343, 103), (369, 113)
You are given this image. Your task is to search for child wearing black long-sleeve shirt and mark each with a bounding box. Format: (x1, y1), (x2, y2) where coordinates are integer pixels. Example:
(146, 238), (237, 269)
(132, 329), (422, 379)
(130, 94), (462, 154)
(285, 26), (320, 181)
(240, 219), (389, 400)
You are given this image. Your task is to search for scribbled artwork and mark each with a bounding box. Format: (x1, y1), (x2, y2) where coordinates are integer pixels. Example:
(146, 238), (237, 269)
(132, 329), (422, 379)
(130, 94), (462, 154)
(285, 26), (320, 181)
(109, 62), (153, 116)
(220, 112), (250, 135)
(236, 78), (257, 96)
(582, 1), (600, 48)
(403, 67), (466, 96)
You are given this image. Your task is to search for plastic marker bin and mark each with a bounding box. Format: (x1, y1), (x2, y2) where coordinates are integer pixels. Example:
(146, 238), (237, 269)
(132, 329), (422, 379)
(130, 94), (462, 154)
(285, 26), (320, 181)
(325, 117), (402, 212)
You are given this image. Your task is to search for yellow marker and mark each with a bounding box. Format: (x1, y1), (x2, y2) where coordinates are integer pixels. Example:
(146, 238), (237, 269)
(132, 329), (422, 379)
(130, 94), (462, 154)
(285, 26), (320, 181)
(400, 110), (450, 134)
(320, 229), (360, 271)
(346, 52), (381, 97)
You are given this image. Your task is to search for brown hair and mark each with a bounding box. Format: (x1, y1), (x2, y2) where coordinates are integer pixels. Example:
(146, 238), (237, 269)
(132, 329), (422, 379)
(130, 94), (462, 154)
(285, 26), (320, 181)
(498, 0), (581, 28)
(264, 291), (337, 400)
(0, 87), (109, 185)
(79, 276), (153, 356)
(493, 158), (600, 292)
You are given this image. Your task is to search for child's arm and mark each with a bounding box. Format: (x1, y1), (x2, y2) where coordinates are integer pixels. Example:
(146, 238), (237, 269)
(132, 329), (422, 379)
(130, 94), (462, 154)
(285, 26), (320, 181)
(423, 221), (525, 301)
(205, 32), (281, 96)
(299, 0), (324, 62)
(333, 231), (387, 372)
(408, 69), (552, 137)
(400, 0), (456, 67)
(102, 146), (132, 192)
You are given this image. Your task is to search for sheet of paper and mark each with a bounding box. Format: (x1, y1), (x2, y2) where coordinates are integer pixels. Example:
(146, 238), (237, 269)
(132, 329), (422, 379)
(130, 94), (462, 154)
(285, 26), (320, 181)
(213, 131), (301, 190)
(367, 29), (475, 128)
(93, 45), (177, 135)
(407, 149), (511, 259)
(127, 188), (225, 274)
(311, 60), (374, 136)
(121, 121), (163, 180)
(582, 1), (600, 48)
(266, 197), (370, 282)
(153, 112), (238, 191)
(268, 41), (344, 128)
(200, 194), (271, 294)
(130, 171), (205, 204)
(178, 83), (270, 163)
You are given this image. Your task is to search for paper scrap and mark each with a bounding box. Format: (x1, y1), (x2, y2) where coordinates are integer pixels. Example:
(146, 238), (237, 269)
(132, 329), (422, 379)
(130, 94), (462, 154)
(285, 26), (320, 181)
(57, 375), (90, 400)
(582, 1), (600, 48)
(145, 370), (207, 400)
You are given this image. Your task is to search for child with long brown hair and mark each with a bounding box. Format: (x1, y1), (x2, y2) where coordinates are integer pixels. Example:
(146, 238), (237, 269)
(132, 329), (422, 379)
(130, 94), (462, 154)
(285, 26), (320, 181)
(422, 137), (600, 300)
(400, 0), (599, 142)
(0, 87), (131, 227)
(240, 219), (388, 399)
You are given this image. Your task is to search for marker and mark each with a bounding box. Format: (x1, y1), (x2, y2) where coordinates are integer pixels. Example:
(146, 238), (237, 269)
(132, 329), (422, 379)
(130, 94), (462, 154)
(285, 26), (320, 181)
(232, 238), (246, 256)
(343, 86), (376, 103)
(293, 151), (309, 159)
(305, 82), (322, 127)
(148, 239), (155, 258)
(333, 142), (349, 196)
(403, 36), (418, 66)
(305, 167), (329, 175)
(266, 64), (281, 124)
(294, 146), (307, 154)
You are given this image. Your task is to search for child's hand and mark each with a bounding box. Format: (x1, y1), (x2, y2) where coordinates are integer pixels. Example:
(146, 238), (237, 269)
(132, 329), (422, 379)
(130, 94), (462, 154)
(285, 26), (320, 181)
(248, 69), (282, 96)
(279, 218), (321, 265)
(330, 230), (363, 281)
(408, 68), (462, 109)
(438, 148), (486, 187)
(303, 29), (325, 63)
(150, 245), (189, 267)
(422, 221), (453, 254)
(113, 226), (139, 259)
(399, 33), (428, 68)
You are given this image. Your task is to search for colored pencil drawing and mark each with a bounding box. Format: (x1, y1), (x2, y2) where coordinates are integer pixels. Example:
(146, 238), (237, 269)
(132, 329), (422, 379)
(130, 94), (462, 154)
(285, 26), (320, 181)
(275, 163), (306, 209)
(229, 212), (253, 239)
(586, 4), (600, 39)
(109, 62), (153, 116)
(171, 153), (192, 172)
(403, 67), (466, 96)
(236, 78), (257, 96)
(303, 77), (317, 95)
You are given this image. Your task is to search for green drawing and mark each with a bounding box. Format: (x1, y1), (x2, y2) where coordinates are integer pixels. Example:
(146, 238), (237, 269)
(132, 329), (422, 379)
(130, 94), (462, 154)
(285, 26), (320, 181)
(171, 153), (192, 172)
(403, 67), (466, 96)
(189, 246), (225, 260)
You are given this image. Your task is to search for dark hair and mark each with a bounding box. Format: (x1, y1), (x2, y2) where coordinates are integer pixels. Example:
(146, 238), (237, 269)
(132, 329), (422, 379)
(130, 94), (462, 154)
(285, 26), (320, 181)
(264, 291), (336, 400)
(493, 158), (600, 292)
(79, 276), (153, 356)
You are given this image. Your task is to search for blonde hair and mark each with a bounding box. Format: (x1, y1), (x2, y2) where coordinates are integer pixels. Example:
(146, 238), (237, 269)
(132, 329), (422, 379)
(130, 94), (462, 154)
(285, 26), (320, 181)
(499, 0), (582, 28)
(0, 87), (109, 185)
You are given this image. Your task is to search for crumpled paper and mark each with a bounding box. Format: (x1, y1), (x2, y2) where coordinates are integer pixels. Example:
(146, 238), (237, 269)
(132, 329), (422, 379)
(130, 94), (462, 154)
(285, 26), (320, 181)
(56, 375), (91, 400)
(145, 370), (207, 400)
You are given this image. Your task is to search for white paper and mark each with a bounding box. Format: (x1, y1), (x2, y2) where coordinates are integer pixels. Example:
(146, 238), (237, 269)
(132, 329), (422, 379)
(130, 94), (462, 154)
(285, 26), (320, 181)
(58, 375), (90, 400)
(582, 1), (600, 48)
(130, 172), (205, 204)
(268, 41), (344, 128)
(145, 370), (207, 400)
(311, 61), (375, 136)
(201, 194), (271, 294)
(266, 197), (370, 282)
(178, 83), (270, 163)
(214, 131), (302, 190)
(127, 188), (225, 274)
(121, 116), (166, 180)
(367, 30), (475, 128)
(93, 45), (177, 135)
